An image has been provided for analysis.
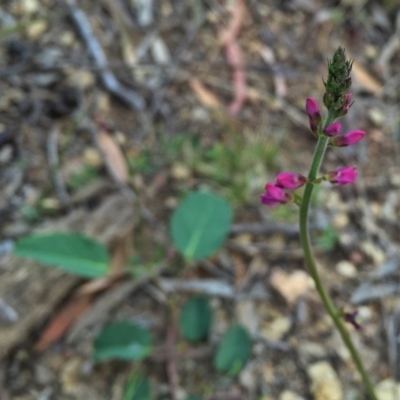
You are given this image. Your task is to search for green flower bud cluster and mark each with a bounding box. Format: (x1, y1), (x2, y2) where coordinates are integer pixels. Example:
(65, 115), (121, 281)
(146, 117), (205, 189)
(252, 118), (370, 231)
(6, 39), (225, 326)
(323, 47), (353, 117)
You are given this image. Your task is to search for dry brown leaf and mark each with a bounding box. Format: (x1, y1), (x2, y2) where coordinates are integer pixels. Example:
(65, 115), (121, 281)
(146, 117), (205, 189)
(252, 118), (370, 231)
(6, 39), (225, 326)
(190, 77), (223, 109)
(351, 60), (381, 94)
(270, 269), (312, 304)
(98, 130), (129, 183)
(34, 295), (92, 352)
(78, 228), (133, 296)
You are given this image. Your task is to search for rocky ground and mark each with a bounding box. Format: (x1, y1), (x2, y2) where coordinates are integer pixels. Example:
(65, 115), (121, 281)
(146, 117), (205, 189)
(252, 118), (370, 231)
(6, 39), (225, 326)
(0, 0), (400, 399)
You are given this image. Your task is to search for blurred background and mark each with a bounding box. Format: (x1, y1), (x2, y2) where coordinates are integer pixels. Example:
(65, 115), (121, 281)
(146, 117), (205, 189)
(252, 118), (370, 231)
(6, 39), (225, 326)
(0, 0), (400, 399)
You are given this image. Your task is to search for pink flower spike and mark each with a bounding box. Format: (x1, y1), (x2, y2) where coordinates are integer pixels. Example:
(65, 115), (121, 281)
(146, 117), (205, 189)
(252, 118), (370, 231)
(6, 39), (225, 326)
(324, 122), (342, 137)
(328, 166), (358, 186)
(276, 172), (307, 190)
(333, 130), (366, 147)
(261, 183), (292, 205)
(306, 97), (320, 119)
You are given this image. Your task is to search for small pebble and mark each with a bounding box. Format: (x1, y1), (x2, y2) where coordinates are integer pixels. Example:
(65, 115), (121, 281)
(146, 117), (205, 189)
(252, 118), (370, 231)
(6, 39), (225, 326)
(368, 108), (385, 127)
(279, 390), (306, 400)
(308, 361), (342, 400)
(359, 241), (386, 265)
(27, 20), (48, 39)
(335, 260), (357, 278)
(84, 148), (102, 168)
(170, 163), (191, 180)
(41, 197), (60, 210)
(374, 378), (400, 400)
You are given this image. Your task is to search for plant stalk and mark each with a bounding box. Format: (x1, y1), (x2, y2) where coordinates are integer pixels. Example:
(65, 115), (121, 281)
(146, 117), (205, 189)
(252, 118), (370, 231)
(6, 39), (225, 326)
(299, 111), (378, 400)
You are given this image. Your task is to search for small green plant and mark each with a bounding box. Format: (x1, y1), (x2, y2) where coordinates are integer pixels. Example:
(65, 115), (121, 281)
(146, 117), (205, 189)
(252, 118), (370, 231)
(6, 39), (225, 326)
(68, 165), (99, 189)
(317, 224), (339, 251)
(13, 188), (252, 397)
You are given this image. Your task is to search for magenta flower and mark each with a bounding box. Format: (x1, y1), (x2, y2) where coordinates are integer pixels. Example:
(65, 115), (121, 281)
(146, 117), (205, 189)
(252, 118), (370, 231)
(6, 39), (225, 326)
(331, 130), (366, 147)
(327, 166), (358, 185)
(324, 122), (342, 137)
(260, 183), (292, 205)
(306, 97), (320, 119)
(276, 172), (307, 190)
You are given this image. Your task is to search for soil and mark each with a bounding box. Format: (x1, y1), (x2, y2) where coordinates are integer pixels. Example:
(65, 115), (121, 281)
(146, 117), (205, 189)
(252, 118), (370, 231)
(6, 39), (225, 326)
(0, 0), (400, 399)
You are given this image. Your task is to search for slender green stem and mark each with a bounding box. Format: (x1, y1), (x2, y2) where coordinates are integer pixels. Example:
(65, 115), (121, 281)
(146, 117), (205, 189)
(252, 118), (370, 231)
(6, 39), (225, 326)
(299, 111), (378, 400)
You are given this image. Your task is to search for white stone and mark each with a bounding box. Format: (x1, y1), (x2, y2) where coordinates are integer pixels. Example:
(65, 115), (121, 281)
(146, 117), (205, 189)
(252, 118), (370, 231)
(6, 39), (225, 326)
(308, 361), (342, 400)
(335, 260), (357, 278)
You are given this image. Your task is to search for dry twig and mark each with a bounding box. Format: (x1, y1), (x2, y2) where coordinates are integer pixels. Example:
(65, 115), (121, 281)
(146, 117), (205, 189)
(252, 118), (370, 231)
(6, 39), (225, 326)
(47, 126), (70, 206)
(65, 0), (144, 110)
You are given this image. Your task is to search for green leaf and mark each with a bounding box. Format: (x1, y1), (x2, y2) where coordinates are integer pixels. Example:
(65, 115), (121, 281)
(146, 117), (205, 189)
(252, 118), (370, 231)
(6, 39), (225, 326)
(185, 396), (201, 400)
(170, 191), (232, 260)
(13, 232), (109, 278)
(123, 375), (151, 400)
(179, 296), (212, 342)
(214, 324), (252, 376)
(94, 321), (151, 361)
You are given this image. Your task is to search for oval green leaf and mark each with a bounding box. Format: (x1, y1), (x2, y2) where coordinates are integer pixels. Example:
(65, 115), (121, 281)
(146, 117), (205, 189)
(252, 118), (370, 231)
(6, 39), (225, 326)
(94, 321), (151, 361)
(13, 232), (109, 278)
(123, 375), (151, 400)
(179, 296), (212, 342)
(214, 324), (252, 376)
(170, 191), (232, 260)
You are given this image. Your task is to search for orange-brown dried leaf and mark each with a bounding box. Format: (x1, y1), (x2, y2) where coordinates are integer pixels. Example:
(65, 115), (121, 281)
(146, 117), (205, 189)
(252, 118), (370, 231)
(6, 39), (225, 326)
(34, 295), (92, 352)
(190, 78), (223, 110)
(98, 130), (129, 183)
(76, 276), (115, 296)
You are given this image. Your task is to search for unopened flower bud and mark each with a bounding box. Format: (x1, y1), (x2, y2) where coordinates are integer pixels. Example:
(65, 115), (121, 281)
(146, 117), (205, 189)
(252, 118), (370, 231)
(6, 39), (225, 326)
(260, 183), (292, 206)
(306, 97), (322, 133)
(331, 130), (366, 147)
(324, 122), (342, 137)
(306, 97), (320, 119)
(336, 92), (353, 117)
(276, 172), (307, 190)
(327, 166), (358, 186)
(343, 92), (352, 113)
